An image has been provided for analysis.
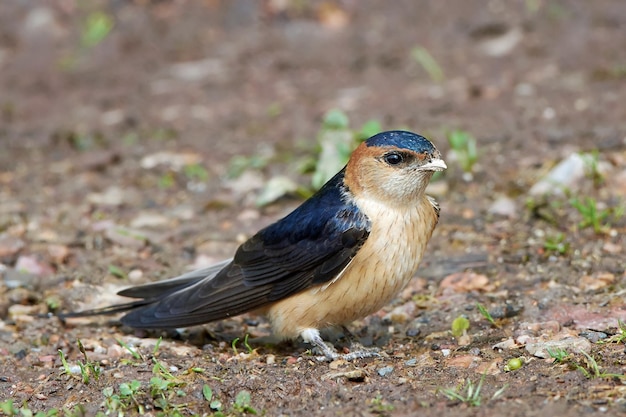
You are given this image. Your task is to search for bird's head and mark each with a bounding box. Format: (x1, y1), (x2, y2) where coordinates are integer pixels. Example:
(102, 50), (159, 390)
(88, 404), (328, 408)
(344, 131), (446, 206)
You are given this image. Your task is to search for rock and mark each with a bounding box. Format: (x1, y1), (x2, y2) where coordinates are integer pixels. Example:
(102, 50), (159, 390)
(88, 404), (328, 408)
(0, 235), (25, 258)
(8, 304), (39, 322)
(477, 26), (523, 57)
(75, 150), (120, 171)
(492, 338), (517, 351)
(87, 186), (127, 206)
(130, 212), (171, 229)
(404, 358), (417, 366)
(47, 244), (70, 264)
(256, 176), (299, 207)
(104, 226), (147, 249)
(140, 151), (202, 170)
(446, 354), (479, 369)
(580, 272), (615, 292)
(384, 301), (416, 324)
(529, 153), (599, 197)
(128, 269), (144, 283)
(168, 58), (226, 82)
(439, 272), (492, 293)
(475, 358), (503, 375)
(406, 328), (421, 337)
(21, 7), (64, 39)
(525, 336), (591, 358)
(377, 366), (394, 377)
(579, 331), (608, 343)
(488, 196), (517, 218)
(15, 255), (54, 277)
(224, 171), (265, 196)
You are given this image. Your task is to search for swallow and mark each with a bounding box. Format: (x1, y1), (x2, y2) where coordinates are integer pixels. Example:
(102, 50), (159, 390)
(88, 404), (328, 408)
(62, 130), (446, 360)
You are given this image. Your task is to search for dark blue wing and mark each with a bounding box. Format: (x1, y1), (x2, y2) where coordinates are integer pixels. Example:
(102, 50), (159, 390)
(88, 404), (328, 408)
(120, 169), (371, 328)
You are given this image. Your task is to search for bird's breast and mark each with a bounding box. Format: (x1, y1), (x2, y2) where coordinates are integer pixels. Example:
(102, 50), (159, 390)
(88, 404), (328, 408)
(267, 195), (439, 339)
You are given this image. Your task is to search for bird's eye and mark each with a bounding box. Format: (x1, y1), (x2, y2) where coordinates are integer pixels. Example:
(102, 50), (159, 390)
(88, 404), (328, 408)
(383, 152), (404, 165)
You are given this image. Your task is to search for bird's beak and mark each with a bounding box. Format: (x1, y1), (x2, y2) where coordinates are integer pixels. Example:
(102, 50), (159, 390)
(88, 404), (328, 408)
(420, 158), (447, 172)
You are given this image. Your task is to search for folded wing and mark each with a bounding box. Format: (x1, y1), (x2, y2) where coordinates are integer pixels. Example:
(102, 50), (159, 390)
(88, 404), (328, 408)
(120, 170), (371, 328)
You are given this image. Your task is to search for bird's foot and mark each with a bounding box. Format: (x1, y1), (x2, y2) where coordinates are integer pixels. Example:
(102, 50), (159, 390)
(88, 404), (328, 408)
(311, 344), (381, 362)
(303, 328), (381, 362)
(341, 344), (381, 361)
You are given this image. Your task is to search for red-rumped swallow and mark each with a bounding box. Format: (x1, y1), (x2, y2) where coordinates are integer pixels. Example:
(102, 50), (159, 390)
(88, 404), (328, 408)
(63, 130), (446, 360)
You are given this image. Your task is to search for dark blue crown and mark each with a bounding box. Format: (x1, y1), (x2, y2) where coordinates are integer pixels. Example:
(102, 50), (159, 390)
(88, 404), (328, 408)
(365, 130), (436, 154)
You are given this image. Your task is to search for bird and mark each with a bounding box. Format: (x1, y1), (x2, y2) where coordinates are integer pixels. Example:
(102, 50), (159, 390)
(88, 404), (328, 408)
(61, 130), (446, 361)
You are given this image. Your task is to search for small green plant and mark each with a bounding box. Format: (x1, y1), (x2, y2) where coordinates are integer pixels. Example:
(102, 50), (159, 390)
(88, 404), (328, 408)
(230, 334), (255, 355)
(108, 264), (127, 279)
(447, 129), (478, 176)
(153, 336), (163, 355)
(103, 380), (144, 415)
(543, 233), (570, 255)
(451, 316), (470, 338)
(152, 359), (178, 383)
(183, 163), (210, 182)
(0, 399), (19, 416)
(117, 338), (143, 361)
(570, 197), (611, 233)
(476, 303), (497, 327)
(58, 344), (99, 385)
(308, 109), (388, 190)
(158, 172), (176, 189)
(441, 375), (484, 406)
(227, 154), (270, 179)
(233, 390), (258, 415)
(581, 151), (604, 186)
(76, 339), (102, 384)
(547, 347), (569, 363)
(58, 348), (73, 376)
(81, 11), (114, 48)
(203, 385), (224, 413)
(150, 376), (185, 412)
(575, 350), (625, 379)
(311, 110), (365, 190)
(369, 394), (395, 414)
(410, 46), (445, 82)
(441, 374), (506, 406)
(0, 400), (85, 417)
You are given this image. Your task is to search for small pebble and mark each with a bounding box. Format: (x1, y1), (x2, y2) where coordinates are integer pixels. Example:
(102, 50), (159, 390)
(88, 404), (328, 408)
(406, 328), (421, 337)
(579, 331), (608, 343)
(488, 196), (517, 218)
(377, 366), (394, 377)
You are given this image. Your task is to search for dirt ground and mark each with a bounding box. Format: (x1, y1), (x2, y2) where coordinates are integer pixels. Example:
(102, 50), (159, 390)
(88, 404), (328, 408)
(1, 0), (626, 416)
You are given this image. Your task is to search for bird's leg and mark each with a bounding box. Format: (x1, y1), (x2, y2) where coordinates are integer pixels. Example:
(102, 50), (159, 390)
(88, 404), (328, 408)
(300, 328), (339, 361)
(300, 328), (381, 362)
(340, 325), (381, 360)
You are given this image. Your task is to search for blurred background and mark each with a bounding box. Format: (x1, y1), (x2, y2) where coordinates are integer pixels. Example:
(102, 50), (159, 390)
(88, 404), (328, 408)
(1, 1), (625, 414)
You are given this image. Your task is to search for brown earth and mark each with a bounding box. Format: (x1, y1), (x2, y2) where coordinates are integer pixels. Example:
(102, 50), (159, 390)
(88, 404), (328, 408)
(1, 1), (626, 416)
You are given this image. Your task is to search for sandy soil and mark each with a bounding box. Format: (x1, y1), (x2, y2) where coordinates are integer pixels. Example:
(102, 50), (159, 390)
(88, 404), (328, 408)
(1, 1), (625, 416)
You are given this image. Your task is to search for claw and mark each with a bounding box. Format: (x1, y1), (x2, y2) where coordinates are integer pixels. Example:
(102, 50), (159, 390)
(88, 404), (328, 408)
(301, 327), (382, 362)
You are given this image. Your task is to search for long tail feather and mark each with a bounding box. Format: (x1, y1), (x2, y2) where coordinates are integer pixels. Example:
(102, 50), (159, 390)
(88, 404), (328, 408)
(56, 299), (153, 319)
